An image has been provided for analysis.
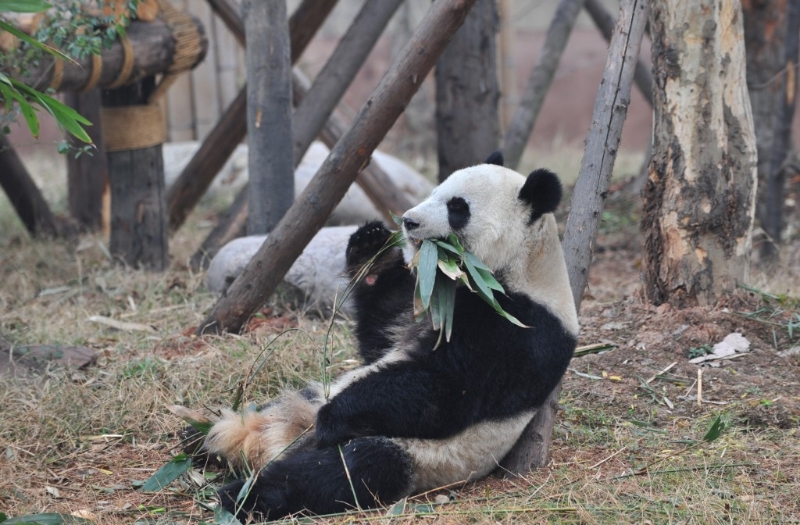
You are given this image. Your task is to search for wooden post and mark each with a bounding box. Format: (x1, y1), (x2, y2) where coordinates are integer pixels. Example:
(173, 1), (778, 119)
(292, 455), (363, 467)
(292, 0), (404, 164)
(244, 0), (294, 234)
(102, 79), (168, 271)
(166, 0), (339, 232)
(65, 90), (110, 232)
(0, 136), (60, 237)
(584, 0), (653, 107)
(501, 0), (585, 170)
(435, 0), (500, 181)
(197, 0), (478, 335)
(501, 0), (649, 474)
(762, 0), (800, 260)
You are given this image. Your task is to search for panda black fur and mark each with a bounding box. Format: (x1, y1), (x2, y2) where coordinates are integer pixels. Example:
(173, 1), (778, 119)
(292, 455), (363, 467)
(190, 153), (578, 521)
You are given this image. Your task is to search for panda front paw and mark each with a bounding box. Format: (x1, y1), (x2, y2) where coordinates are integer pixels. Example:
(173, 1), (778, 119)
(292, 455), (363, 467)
(346, 221), (396, 274)
(218, 478), (287, 522)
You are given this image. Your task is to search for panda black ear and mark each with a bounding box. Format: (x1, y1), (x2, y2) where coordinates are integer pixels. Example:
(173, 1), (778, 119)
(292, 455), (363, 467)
(484, 150), (504, 167)
(518, 168), (562, 224)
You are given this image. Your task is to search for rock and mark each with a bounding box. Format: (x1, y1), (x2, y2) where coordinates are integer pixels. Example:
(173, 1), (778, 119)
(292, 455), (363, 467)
(206, 226), (358, 316)
(163, 141), (433, 225)
(0, 336), (97, 377)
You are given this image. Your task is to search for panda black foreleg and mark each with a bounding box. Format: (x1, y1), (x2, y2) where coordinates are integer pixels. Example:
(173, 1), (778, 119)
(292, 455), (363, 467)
(346, 221), (415, 363)
(218, 437), (412, 522)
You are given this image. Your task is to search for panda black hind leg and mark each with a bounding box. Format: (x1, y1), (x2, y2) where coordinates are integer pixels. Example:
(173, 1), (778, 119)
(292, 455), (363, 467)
(218, 437), (413, 522)
(345, 221), (415, 364)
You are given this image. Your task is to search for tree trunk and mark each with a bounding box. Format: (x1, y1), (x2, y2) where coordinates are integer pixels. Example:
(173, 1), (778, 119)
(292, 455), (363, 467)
(500, 0), (649, 475)
(435, 0), (500, 181)
(763, 0), (800, 260)
(65, 89), (109, 232)
(642, 0), (757, 307)
(0, 136), (60, 237)
(102, 79), (168, 271)
(197, 0), (479, 335)
(742, 0), (788, 259)
(244, 0), (294, 235)
(501, 0), (585, 171)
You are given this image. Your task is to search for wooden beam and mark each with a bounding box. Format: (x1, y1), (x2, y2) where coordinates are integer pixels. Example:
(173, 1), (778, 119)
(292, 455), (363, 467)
(10, 18), (207, 92)
(197, 0), (479, 335)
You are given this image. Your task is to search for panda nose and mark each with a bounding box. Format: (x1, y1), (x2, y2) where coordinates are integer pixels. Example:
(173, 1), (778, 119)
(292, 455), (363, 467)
(402, 217), (420, 231)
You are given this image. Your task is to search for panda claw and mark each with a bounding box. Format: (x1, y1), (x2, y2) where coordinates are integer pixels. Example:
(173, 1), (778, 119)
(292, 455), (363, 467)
(346, 221), (395, 269)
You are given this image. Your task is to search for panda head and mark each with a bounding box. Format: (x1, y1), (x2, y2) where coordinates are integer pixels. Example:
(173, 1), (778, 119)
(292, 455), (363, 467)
(401, 152), (563, 277)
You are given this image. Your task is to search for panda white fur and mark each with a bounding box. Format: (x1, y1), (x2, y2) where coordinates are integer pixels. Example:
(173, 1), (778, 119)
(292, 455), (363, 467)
(189, 152), (578, 521)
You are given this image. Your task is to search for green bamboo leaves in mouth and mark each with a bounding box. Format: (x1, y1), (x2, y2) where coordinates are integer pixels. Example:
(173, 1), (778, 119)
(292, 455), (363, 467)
(409, 233), (527, 346)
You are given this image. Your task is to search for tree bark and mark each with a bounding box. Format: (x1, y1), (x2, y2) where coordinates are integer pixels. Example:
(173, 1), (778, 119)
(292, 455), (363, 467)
(293, 0), (404, 165)
(762, 0), (800, 259)
(10, 18), (207, 92)
(65, 89), (109, 232)
(501, 0), (649, 475)
(642, 0), (757, 306)
(742, 0), (788, 258)
(435, 0), (500, 181)
(197, 0), (479, 335)
(244, 0), (294, 235)
(501, 0), (585, 170)
(0, 136), (60, 237)
(166, 0), (338, 233)
(102, 79), (168, 271)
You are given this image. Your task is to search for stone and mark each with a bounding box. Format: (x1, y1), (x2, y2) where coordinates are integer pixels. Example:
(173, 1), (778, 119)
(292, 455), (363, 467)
(206, 226), (358, 316)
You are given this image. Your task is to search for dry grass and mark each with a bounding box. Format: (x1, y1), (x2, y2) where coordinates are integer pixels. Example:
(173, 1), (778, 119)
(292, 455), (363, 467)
(1, 148), (799, 524)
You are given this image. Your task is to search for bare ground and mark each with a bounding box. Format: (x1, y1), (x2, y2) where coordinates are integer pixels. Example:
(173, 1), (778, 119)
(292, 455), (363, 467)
(1, 173), (799, 524)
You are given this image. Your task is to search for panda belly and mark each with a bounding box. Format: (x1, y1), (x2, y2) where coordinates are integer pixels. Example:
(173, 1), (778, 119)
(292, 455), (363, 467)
(395, 410), (535, 492)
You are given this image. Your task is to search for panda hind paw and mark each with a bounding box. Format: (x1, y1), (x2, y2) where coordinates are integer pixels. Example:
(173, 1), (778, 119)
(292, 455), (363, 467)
(346, 221), (396, 270)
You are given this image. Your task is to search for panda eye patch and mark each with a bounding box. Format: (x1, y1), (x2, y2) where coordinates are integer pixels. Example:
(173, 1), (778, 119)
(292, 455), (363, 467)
(447, 197), (470, 230)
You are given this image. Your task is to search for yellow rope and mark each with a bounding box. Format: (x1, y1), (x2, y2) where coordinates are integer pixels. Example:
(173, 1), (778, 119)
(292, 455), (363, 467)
(107, 33), (135, 89)
(149, 0), (203, 102)
(49, 58), (64, 91)
(78, 53), (103, 93)
(102, 104), (166, 152)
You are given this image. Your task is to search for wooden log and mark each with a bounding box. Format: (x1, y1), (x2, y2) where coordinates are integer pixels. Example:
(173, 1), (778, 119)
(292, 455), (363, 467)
(65, 89), (110, 232)
(11, 18), (207, 93)
(292, 0), (404, 163)
(102, 80), (168, 271)
(435, 0), (500, 181)
(762, 0), (800, 260)
(166, 0), (338, 232)
(584, 0), (653, 107)
(501, 0), (585, 170)
(500, 0), (649, 474)
(245, 0), (294, 234)
(197, 0), (479, 335)
(0, 136), (60, 237)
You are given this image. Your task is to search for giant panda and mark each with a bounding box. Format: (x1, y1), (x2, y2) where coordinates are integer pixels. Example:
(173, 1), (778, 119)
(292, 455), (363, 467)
(187, 152), (579, 521)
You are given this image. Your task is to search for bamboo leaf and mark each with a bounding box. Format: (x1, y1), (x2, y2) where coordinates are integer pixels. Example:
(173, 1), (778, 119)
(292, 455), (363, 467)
(442, 275), (456, 341)
(0, 20), (71, 62)
(0, 82), (39, 137)
(0, 0), (52, 13)
(1, 514), (91, 524)
(703, 415), (726, 443)
(432, 239), (463, 256)
(213, 506), (241, 525)
(140, 453), (192, 491)
(464, 251), (491, 271)
(436, 252), (464, 281)
(417, 240), (438, 309)
(475, 266), (504, 292)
